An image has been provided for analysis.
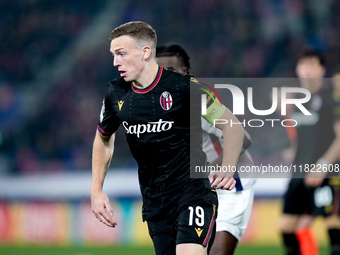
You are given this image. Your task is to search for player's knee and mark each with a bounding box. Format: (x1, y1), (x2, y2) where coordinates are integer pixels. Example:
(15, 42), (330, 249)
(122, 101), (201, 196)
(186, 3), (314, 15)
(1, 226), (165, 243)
(278, 215), (299, 233)
(325, 215), (340, 229)
(296, 215), (314, 229)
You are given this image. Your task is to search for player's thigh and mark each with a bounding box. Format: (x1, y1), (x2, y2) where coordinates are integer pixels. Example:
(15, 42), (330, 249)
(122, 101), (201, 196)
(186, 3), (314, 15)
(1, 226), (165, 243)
(147, 216), (176, 255)
(176, 193), (217, 248)
(283, 179), (314, 215)
(210, 231), (238, 255)
(280, 180), (311, 232)
(176, 243), (207, 255)
(325, 215), (340, 229)
(215, 188), (254, 237)
(278, 214), (301, 233)
(296, 214), (315, 229)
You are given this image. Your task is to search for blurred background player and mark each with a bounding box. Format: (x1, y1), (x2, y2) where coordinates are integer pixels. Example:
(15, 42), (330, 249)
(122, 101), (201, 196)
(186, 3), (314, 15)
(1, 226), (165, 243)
(278, 49), (340, 255)
(271, 85), (318, 255)
(156, 44), (256, 255)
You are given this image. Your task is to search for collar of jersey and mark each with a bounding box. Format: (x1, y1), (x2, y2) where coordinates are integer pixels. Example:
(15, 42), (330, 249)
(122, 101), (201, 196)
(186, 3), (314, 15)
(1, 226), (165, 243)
(131, 66), (163, 94)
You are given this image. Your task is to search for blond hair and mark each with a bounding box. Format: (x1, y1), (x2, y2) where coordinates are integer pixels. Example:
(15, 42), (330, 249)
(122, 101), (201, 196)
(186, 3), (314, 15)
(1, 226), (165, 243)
(109, 21), (157, 56)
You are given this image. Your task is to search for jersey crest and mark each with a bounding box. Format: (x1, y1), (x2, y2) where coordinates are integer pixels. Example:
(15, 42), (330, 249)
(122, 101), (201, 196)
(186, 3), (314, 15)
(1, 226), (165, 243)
(160, 91), (173, 111)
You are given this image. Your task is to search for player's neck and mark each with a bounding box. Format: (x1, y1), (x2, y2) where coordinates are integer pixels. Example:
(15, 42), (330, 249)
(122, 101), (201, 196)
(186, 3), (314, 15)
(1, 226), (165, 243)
(133, 61), (159, 89)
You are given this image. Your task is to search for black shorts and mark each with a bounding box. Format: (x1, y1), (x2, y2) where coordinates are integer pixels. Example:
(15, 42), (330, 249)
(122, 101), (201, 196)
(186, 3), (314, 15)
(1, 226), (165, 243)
(283, 178), (340, 217)
(147, 189), (218, 255)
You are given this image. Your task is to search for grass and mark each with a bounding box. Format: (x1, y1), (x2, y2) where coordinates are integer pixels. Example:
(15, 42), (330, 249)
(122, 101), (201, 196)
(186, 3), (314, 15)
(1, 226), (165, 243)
(236, 245), (329, 255)
(0, 245), (329, 255)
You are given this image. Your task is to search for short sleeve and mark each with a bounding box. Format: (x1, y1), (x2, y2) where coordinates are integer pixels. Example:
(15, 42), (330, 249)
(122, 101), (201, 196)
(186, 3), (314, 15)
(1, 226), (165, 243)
(189, 77), (227, 125)
(97, 89), (120, 136)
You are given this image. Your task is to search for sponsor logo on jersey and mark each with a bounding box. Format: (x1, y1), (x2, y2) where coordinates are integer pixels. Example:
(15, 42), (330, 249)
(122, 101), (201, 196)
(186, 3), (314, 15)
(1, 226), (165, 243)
(122, 119), (174, 138)
(160, 91), (173, 110)
(195, 227), (203, 237)
(118, 100), (124, 111)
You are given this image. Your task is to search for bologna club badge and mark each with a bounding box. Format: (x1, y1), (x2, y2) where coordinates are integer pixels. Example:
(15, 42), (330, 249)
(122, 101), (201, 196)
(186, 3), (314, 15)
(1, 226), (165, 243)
(160, 91), (173, 111)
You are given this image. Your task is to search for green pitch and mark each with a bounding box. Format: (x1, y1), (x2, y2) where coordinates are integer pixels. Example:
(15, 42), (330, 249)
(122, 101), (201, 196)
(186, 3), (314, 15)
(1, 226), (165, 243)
(0, 245), (329, 255)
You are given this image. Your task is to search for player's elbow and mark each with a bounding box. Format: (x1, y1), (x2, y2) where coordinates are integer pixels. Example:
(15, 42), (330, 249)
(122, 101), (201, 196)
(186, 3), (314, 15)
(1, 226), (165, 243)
(95, 130), (114, 147)
(243, 130), (252, 149)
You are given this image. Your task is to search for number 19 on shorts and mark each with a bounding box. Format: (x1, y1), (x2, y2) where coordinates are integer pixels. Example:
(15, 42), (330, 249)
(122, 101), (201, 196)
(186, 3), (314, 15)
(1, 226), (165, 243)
(188, 206), (205, 227)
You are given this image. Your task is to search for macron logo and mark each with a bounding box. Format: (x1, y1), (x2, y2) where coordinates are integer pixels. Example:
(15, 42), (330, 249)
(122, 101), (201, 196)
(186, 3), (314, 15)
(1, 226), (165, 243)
(122, 119), (174, 138)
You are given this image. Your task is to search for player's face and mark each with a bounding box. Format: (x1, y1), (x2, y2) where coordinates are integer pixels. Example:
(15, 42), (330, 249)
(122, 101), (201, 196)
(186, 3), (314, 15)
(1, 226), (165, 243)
(296, 57), (325, 79)
(156, 56), (188, 75)
(110, 35), (145, 82)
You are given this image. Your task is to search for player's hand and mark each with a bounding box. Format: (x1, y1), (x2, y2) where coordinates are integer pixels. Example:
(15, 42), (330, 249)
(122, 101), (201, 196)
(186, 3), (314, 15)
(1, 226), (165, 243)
(90, 190), (117, 228)
(209, 172), (236, 190)
(304, 171), (326, 187)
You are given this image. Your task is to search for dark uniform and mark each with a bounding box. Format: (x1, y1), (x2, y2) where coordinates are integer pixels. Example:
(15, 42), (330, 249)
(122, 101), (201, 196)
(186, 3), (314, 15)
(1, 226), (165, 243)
(98, 66), (218, 254)
(283, 87), (340, 217)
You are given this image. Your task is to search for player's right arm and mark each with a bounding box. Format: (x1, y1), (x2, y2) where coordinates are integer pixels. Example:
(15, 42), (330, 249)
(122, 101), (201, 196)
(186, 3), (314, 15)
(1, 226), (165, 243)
(91, 85), (121, 227)
(90, 129), (117, 228)
(305, 120), (340, 187)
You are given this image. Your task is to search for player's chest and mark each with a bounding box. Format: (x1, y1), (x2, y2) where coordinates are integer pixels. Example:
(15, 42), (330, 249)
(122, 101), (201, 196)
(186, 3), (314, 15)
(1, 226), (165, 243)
(113, 89), (186, 123)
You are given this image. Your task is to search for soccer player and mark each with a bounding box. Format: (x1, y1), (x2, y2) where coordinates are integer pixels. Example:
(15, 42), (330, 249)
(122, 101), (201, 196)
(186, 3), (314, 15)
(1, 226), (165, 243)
(278, 49), (340, 255)
(156, 44), (256, 255)
(274, 86), (319, 255)
(90, 21), (244, 255)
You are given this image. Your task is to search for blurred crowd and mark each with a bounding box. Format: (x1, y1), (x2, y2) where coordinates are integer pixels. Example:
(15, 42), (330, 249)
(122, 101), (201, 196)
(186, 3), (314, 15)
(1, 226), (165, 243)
(0, 0), (111, 174)
(1, 0), (340, 175)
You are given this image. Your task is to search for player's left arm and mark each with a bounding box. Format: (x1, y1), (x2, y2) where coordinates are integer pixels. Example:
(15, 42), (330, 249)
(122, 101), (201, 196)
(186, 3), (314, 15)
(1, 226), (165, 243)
(213, 108), (244, 189)
(192, 77), (243, 189)
(305, 120), (340, 187)
(205, 107), (244, 190)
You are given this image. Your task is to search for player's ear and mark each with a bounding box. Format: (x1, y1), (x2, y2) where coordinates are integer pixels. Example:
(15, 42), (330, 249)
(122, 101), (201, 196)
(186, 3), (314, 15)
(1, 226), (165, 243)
(142, 46), (152, 60)
(295, 65), (300, 77)
(182, 67), (188, 75)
